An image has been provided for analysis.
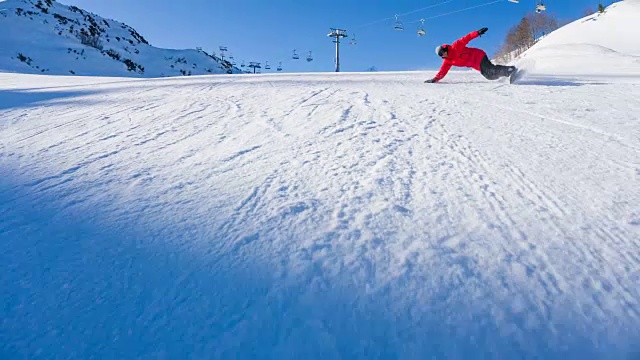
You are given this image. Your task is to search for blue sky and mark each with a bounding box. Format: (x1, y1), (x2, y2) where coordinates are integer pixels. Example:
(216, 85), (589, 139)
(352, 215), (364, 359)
(61, 0), (612, 72)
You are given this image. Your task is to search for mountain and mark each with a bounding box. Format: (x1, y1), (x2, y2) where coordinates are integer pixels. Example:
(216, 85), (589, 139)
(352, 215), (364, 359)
(0, 0), (242, 77)
(516, 0), (640, 77)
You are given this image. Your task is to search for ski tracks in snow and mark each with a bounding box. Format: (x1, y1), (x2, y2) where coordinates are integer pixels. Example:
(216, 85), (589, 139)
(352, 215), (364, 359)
(420, 82), (640, 339)
(2, 72), (639, 358)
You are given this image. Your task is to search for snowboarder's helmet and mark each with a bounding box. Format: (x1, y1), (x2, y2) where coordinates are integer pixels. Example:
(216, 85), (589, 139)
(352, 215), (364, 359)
(436, 45), (447, 57)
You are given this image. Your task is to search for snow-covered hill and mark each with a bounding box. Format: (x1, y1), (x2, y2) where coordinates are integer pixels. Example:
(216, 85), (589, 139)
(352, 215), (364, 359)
(517, 0), (640, 77)
(0, 0), (241, 76)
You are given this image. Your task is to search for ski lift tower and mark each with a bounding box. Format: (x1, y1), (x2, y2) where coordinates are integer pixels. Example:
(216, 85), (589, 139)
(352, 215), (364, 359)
(327, 28), (348, 72)
(219, 46), (228, 62)
(248, 61), (262, 74)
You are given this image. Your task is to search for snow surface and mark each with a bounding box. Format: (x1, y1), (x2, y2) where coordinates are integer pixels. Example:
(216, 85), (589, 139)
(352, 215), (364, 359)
(2, 69), (640, 358)
(1, 1), (640, 359)
(0, 0), (241, 76)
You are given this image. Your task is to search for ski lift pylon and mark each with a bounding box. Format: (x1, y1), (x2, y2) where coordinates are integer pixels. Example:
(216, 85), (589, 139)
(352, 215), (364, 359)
(394, 14), (404, 30)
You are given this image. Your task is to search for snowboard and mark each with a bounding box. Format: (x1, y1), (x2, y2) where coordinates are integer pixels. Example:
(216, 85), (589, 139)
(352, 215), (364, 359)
(509, 68), (526, 84)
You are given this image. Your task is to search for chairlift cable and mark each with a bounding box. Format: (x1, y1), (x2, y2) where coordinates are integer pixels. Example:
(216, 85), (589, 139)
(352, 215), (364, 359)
(351, 0), (454, 29)
(406, 0), (504, 24)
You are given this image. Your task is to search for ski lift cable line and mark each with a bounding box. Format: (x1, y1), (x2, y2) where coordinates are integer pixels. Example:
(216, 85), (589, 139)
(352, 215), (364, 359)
(406, 0), (504, 24)
(399, 0), (455, 17)
(351, 0), (454, 29)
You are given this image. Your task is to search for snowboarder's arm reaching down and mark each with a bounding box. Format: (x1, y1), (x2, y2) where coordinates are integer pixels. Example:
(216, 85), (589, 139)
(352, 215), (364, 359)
(429, 61), (452, 83)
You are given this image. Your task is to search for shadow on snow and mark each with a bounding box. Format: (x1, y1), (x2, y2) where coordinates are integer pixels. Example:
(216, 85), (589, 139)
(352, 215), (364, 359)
(2, 165), (634, 359)
(0, 89), (102, 111)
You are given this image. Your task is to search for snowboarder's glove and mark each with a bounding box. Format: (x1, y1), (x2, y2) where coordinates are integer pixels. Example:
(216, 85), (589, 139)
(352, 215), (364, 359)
(478, 27), (488, 36)
(425, 79), (436, 83)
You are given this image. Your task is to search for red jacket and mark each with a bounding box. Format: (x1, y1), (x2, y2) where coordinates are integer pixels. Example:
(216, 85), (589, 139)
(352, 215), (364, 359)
(433, 31), (487, 82)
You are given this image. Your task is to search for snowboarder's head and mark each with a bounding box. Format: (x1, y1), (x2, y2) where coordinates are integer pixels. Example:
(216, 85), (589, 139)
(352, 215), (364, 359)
(436, 45), (449, 58)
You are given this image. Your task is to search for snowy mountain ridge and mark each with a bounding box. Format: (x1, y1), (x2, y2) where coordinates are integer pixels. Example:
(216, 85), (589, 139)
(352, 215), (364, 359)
(0, 0), (241, 76)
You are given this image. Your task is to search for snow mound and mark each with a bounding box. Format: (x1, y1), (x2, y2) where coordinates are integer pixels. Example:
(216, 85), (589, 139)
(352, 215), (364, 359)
(518, 0), (640, 77)
(0, 0), (241, 77)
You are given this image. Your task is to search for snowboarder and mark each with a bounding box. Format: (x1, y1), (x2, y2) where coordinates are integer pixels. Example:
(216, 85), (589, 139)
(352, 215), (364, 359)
(425, 28), (517, 83)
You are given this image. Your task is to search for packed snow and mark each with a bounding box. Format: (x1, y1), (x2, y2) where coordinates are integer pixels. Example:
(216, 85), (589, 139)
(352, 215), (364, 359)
(1, 1), (640, 359)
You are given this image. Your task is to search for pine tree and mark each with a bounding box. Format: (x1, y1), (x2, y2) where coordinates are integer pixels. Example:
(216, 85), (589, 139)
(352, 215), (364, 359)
(598, 3), (605, 13)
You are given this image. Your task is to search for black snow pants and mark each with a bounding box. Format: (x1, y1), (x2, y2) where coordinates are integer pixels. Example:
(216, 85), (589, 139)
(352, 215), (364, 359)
(480, 55), (515, 80)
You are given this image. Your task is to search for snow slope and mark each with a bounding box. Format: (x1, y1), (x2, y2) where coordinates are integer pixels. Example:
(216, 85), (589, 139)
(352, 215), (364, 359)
(517, 0), (640, 77)
(1, 69), (639, 359)
(0, 0), (241, 76)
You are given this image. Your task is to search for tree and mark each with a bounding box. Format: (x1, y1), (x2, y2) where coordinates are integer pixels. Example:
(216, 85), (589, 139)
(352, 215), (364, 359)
(598, 3), (606, 13)
(525, 12), (559, 40)
(494, 11), (559, 63)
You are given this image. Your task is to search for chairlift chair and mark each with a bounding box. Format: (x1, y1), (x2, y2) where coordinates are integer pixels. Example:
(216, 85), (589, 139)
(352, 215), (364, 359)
(277, 62), (283, 71)
(292, 49), (300, 60)
(394, 14), (404, 30)
(536, 2), (546, 12)
(350, 33), (358, 45)
(417, 19), (426, 36)
(265, 61), (271, 70)
(306, 51), (313, 62)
